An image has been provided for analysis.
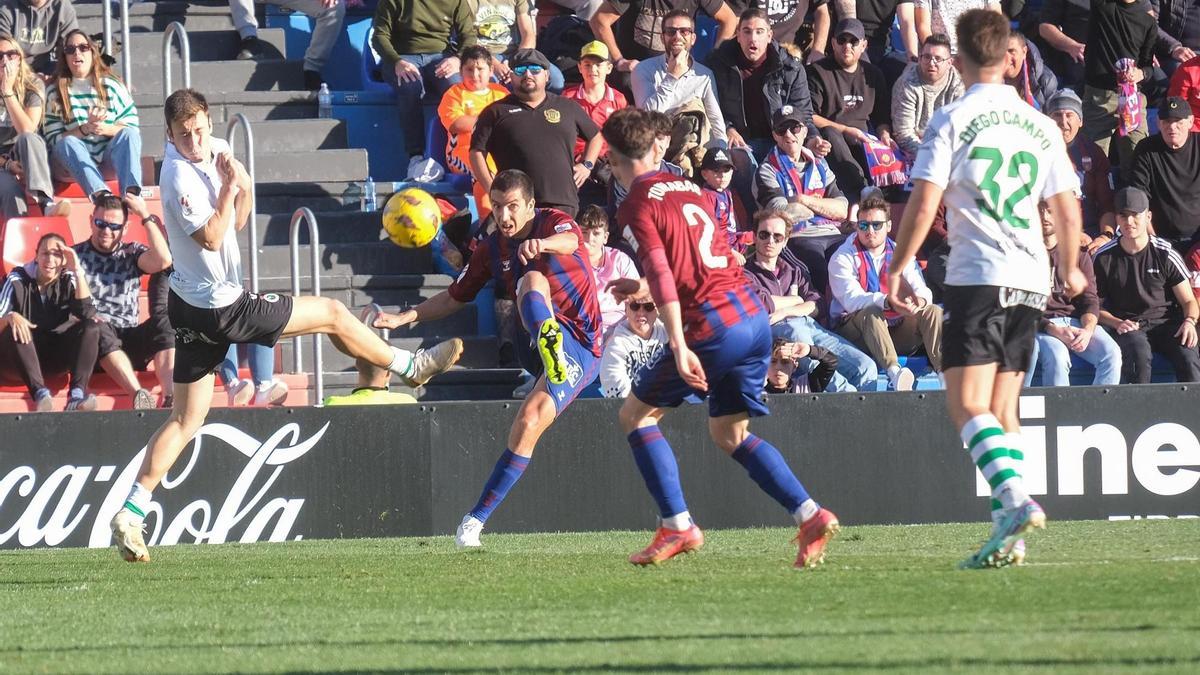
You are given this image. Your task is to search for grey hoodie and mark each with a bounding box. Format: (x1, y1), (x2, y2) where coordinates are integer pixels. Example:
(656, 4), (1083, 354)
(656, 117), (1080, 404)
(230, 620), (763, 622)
(890, 62), (964, 158)
(0, 0), (79, 77)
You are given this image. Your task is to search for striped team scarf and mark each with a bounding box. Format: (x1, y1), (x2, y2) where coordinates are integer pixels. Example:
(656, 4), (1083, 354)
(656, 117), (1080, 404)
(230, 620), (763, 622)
(1115, 58), (1142, 137)
(854, 237), (901, 322)
(1018, 59), (1038, 110)
(862, 134), (907, 188)
(764, 146), (836, 230)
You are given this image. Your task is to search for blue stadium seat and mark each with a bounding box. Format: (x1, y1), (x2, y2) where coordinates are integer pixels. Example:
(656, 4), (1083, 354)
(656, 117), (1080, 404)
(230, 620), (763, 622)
(360, 26), (395, 93)
(423, 107), (473, 192)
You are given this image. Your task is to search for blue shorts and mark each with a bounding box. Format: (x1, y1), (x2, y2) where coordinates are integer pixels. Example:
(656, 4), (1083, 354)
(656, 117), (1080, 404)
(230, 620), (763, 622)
(544, 328), (601, 416)
(632, 311), (772, 418)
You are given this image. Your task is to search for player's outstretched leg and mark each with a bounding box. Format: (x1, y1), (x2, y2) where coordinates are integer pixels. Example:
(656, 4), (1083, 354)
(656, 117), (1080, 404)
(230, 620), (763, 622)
(456, 378), (558, 549)
(620, 398), (704, 565)
(711, 415), (838, 569)
(111, 376), (217, 562)
(516, 272), (567, 385)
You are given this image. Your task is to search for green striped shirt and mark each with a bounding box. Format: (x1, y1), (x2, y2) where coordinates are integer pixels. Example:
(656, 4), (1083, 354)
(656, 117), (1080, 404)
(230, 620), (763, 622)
(44, 76), (139, 162)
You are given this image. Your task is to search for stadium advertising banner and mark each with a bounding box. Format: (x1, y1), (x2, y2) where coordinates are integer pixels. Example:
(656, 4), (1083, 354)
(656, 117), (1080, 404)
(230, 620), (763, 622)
(0, 385), (1196, 550)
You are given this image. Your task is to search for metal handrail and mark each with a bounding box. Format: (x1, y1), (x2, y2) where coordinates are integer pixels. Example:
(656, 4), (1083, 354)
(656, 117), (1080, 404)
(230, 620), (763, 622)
(102, 1), (113, 76)
(289, 208), (324, 403)
(120, 0), (131, 87)
(162, 22), (192, 98)
(227, 114), (259, 293)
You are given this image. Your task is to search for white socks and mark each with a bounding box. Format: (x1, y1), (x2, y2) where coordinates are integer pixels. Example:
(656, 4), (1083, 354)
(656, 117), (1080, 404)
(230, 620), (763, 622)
(662, 511), (693, 531)
(387, 346), (415, 378)
(793, 499), (819, 525)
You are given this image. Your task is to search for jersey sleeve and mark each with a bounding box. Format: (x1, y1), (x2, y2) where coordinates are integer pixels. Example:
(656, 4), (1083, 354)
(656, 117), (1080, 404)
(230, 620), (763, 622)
(909, 110), (954, 189)
(165, 171), (216, 236)
(447, 243), (494, 303)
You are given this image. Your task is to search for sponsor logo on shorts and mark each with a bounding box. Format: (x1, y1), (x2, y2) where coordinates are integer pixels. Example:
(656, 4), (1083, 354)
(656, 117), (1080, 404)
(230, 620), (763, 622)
(563, 352), (583, 387)
(998, 288), (1048, 311)
(175, 327), (219, 345)
(257, 293), (281, 303)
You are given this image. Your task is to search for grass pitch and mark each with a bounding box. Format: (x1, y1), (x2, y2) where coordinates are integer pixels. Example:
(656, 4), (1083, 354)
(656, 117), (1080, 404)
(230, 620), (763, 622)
(1, 519), (1198, 673)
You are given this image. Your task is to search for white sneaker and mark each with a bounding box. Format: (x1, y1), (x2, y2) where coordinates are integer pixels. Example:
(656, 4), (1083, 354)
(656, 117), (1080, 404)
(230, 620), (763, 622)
(227, 379), (254, 407)
(253, 379), (289, 406)
(887, 367), (915, 391)
(455, 514), (484, 549)
(111, 509), (150, 563)
(401, 338), (464, 387)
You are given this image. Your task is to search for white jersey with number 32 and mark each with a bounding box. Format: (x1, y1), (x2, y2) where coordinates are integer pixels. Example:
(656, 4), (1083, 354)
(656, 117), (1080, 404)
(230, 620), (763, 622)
(910, 83), (1079, 296)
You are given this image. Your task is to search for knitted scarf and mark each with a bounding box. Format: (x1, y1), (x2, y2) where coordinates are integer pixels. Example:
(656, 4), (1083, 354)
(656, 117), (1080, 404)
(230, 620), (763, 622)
(854, 236), (900, 321)
(1115, 58), (1142, 138)
(862, 134), (907, 187)
(764, 146), (836, 229)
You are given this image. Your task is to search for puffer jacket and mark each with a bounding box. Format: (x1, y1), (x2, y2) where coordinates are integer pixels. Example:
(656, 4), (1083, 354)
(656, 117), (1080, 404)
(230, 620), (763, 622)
(705, 39), (818, 139)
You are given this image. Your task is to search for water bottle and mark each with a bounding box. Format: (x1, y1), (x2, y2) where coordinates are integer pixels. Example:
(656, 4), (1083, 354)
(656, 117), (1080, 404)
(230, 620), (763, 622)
(361, 176), (376, 212)
(317, 83), (332, 119)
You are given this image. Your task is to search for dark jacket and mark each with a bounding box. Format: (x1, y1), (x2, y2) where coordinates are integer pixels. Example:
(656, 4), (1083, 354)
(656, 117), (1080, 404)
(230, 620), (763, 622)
(705, 39), (818, 139)
(1008, 41), (1059, 111)
(0, 264), (95, 331)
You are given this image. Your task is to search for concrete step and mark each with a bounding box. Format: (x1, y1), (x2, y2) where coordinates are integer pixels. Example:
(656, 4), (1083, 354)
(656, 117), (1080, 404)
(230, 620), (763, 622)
(141, 118), (349, 156)
(78, 1), (240, 32)
(255, 240), (435, 278)
(255, 180), (404, 213)
(124, 28), (288, 64)
(280, 334), (499, 374)
(135, 90), (318, 123)
(317, 368), (527, 402)
(248, 210), (385, 247)
(149, 149), (367, 183)
(130, 58), (305, 95)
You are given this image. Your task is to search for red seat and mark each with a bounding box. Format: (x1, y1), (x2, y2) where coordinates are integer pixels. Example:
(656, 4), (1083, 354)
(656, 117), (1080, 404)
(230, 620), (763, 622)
(1, 217), (73, 273)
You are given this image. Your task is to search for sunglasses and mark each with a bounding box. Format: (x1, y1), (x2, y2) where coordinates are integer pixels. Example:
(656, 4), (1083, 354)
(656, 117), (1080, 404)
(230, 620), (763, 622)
(836, 35), (861, 47)
(774, 123), (803, 136)
(92, 217), (125, 231)
(511, 65), (545, 77)
(64, 43), (91, 56)
(663, 27), (694, 37)
(0, 50), (20, 61)
(627, 301), (657, 312)
(756, 231), (786, 242)
(857, 220), (888, 231)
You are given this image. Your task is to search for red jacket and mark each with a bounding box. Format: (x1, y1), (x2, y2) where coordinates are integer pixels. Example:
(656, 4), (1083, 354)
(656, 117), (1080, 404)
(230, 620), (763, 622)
(1168, 55), (1200, 133)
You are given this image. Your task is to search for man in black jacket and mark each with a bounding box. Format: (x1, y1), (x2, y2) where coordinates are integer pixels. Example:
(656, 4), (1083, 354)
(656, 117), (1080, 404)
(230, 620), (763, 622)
(0, 233), (100, 411)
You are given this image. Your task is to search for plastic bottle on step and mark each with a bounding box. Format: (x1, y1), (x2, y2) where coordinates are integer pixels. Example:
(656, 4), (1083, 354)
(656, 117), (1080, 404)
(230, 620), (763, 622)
(317, 83), (332, 119)
(361, 176), (376, 212)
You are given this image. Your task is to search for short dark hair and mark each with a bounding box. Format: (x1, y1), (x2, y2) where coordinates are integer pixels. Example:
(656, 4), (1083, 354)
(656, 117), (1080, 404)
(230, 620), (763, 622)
(490, 169), (535, 202)
(36, 232), (67, 253)
(662, 8), (693, 26)
(92, 193), (129, 222)
(647, 110), (674, 139)
(460, 45), (493, 65)
(163, 88), (209, 130)
(577, 204), (608, 231)
(922, 33), (952, 52)
(857, 193), (891, 217)
(738, 8), (770, 25)
(603, 108), (658, 160)
(955, 9), (1009, 68)
(753, 207), (792, 231)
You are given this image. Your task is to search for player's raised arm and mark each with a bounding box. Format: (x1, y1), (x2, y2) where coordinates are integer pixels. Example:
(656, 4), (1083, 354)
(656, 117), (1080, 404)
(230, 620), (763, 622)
(374, 291), (466, 330)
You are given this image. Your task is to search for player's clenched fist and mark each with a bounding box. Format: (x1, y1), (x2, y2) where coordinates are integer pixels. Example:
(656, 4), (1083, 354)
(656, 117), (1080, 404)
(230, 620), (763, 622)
(517, 238), (545, 264)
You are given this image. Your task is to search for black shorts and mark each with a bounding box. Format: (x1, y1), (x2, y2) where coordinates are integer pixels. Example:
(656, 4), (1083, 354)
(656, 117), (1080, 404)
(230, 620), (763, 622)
(167, 290), (293, 384)
(942, 285), (1047, 373)
(96, 317), (175, 370)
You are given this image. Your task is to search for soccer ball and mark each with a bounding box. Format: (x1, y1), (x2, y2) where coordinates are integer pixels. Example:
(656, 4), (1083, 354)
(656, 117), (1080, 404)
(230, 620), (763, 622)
(382, 188), (441, 248)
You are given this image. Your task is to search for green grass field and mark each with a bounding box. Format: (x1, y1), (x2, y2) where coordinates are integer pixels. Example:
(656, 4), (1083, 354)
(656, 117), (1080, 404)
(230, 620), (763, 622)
(2, 519), (1198, 673)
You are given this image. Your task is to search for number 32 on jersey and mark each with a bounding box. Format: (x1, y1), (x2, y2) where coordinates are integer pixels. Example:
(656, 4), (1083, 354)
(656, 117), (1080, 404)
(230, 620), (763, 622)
(970, 146), (1039, 230)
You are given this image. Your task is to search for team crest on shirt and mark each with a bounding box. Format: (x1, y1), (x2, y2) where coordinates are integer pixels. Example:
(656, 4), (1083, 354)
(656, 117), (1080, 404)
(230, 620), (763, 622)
(554, 222), (572, 233)
(501, 259), (512, 272)
(544, 109), (561, 124)
(254, 292), (281, 303)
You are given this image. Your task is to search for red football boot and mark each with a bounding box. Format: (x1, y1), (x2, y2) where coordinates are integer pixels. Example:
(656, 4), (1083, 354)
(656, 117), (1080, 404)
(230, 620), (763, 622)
(629, 525), (705, 566)
(794, 508), (840, 569)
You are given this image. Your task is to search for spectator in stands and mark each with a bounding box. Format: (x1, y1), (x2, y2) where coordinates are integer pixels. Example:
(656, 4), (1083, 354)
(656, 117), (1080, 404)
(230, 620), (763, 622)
(1189, 240), (1200, 301)
(698, 146), (749, 262)
(1152, 1), (1199, 68)
(0, 233), (98, 410)
(764, 339), (840, 393)
(1094, 187), (1200, 383)
(74, 193), (172, 409)
(1037, 0), (1089, 89)
(373, 0), (475, 175)
(217, 344), (288, 407)
(755, 106), (849, 291)
(828, 0), (919, 84)
(1129, 97), (1200, 254)
(589, 0), (737, 91)
(609, 110), (685, 217)
(563, 41), (628, 207)
(470, 49), (603, 217)
(1079, 0), (1155, 176)
(0, 35), (67, 218)
(1168, 54), (1200, 130)
(914, 0), (1000, 55)
(471, 0), (566, 92)
(0, 0), (77, 79)
(599, 292), (667, 398)
(890, 32), (962, 158)
(323, 359), (419, 405)
(631, 10), (728, 147)
(579, 204), (638, 338)
(829, 191), (942, 390)
(1003, 32), (1057, 110)
(808, 18), (892, 198)
(751, 0), (831, 49)
(231, 0), (345, 90)
(1045, 89), (1116, 249)
(1026, 200), (1120, 387)
(44, 30), (141, 202)
(744, 206), (877, 390)
(438, 46), (509, 215)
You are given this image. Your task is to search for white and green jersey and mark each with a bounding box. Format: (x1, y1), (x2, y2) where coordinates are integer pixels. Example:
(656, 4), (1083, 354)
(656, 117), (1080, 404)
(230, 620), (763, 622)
(910, 83), (1078, 296)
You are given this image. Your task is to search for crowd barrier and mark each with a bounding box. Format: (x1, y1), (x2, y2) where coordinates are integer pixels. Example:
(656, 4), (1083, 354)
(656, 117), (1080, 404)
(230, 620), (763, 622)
(1, 385), (1196, 550)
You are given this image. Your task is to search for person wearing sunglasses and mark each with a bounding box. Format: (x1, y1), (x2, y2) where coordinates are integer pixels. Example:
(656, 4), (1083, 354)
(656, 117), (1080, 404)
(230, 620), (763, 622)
(44, 30), (143, 203)
(807, 17), (894, 198)
(891, 32), (963, 159)
(0, 35), (69, 218)
(0, 233), (100, 411)
(599, 293), (667, 398)
(0, 0), (78, 78)
(829, 191), (942, 391)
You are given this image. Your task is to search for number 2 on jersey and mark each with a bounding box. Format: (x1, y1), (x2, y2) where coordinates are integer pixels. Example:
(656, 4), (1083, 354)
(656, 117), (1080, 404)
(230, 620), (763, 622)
(969, 146), (1039, 230)
(682, 203), (729, 269)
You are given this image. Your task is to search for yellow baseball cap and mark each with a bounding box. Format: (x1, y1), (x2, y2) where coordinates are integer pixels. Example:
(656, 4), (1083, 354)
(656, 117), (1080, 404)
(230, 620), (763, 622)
(579, 41), (611, 62)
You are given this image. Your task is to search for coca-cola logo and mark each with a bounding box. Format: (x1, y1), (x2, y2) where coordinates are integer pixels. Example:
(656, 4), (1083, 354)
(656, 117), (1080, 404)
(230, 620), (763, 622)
(0, 421), (329, 549)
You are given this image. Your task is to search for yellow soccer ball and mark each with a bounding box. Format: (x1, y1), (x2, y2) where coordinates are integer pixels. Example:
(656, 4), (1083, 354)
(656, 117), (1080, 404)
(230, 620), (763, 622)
(382, 188), (441, 248)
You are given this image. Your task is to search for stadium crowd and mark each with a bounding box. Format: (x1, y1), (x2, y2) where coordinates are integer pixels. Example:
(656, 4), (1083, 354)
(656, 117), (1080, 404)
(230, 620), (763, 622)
(3, 0), (1200, 411)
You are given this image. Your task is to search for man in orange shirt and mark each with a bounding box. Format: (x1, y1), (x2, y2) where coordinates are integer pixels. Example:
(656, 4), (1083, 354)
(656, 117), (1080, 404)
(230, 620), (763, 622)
(562, 41), (628, 208)
(438, 46), (510, 216)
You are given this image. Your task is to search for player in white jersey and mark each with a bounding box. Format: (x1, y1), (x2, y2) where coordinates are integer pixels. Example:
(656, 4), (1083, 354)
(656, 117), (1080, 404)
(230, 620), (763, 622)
(885, 11), (1086, 569)
(109, 89), (463, 563)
